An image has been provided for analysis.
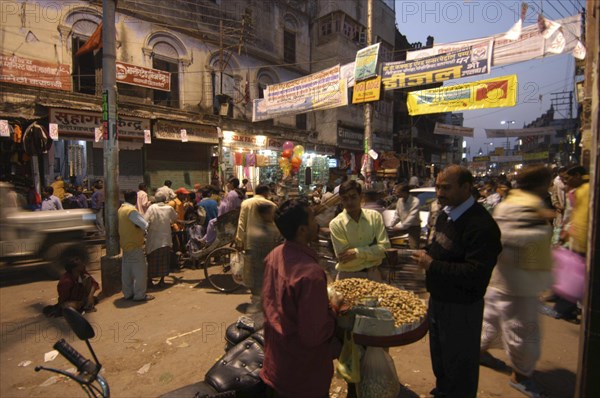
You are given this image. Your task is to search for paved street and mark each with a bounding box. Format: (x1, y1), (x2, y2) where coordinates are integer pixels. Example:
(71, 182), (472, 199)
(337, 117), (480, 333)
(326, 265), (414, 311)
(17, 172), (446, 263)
(0, 250), (581, 398)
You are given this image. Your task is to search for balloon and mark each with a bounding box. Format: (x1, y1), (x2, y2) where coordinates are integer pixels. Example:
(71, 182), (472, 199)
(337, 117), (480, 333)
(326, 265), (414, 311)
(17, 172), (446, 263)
(282, 141), (294, 151)
(293, 145), (305, 157)
(291, 165), (300, 175)
(279, 157), (291, 178)
(279, 157), (290, 168)
(291, 155), (302, 168)
(282, 148), (293, 158)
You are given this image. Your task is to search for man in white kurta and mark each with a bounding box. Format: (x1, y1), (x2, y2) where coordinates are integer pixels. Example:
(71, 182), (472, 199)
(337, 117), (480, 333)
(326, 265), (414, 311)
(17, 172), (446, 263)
(145, 193), (177, 287)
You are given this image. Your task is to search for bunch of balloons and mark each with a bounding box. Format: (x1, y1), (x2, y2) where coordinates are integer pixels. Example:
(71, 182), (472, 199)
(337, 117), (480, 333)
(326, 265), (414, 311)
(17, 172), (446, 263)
(279, 141), (305, 177)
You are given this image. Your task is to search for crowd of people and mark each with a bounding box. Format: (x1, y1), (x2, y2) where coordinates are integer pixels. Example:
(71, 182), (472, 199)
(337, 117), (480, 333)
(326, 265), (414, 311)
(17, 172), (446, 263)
(38, 161), (591, 398)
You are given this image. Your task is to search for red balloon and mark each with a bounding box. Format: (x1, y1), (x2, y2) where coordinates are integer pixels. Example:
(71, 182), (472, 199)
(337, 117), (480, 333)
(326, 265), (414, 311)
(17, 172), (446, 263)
(291, 155), (302, 168)
(282, 149), (293, 158)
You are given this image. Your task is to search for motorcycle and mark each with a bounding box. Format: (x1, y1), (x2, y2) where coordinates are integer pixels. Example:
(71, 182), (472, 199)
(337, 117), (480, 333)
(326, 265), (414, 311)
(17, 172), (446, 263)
(36, 306), (264, 398)
(35, 307), (110, 398)
(160, 316), (266, 398)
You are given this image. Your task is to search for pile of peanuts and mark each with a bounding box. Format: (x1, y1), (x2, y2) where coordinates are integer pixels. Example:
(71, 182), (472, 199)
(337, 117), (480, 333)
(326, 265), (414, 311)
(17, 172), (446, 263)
(329, 278), (427, 328)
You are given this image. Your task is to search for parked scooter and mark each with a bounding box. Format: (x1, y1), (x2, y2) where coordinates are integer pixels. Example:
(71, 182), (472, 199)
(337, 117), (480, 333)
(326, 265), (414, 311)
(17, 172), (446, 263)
(160, 316), (266, 398)
(35, 307), (110, 397)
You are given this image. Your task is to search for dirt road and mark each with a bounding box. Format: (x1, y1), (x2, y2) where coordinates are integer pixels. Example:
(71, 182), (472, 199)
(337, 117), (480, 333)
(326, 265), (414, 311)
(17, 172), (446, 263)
(0, 266), (580, 398)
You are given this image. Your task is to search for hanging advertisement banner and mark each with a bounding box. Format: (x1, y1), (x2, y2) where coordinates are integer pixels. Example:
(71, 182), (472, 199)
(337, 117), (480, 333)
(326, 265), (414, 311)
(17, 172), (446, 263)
(352, 76), (381, 104)
(252, 65), (347, 122)
(49, 108), (148, 140)
(115, 61), (170, 91)
(485, 126), (557, 138)
(407, 75), (517, 116)
(0, 120), (10, 137)
(49, 123), (59, 141)
(522, 151), (549, 161)
(433, 122), (474, 137)
(354, 43), (381, 81)
(0, 55), (71, 91)
(406, 14), (582, 66)
(472, 156), (490, 162)
(382, 41), (492, 90)
(491, 155), (523, 162)
(340, 62), (356, 87)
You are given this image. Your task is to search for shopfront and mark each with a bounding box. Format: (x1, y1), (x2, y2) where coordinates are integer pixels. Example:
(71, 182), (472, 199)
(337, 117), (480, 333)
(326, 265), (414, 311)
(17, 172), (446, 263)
(221, 131), (275, 190)
(266, 136), (332, 192)
(336, 124), (364, 176)
(48, 107), (147, 191)
(146, 120), (217, 191)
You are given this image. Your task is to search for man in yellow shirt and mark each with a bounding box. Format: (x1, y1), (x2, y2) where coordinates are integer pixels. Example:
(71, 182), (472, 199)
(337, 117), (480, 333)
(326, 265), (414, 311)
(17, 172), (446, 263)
(329, 180), (390, 281)
(118, 190), (152, 301)
(565, 166), (589, 255)
(235, 185), (280, 313)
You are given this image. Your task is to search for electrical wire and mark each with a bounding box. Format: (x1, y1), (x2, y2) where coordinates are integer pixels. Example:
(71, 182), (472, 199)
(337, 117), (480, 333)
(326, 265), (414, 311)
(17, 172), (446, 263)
(558, 0), (574, 16)
(545, 0), (567, 19)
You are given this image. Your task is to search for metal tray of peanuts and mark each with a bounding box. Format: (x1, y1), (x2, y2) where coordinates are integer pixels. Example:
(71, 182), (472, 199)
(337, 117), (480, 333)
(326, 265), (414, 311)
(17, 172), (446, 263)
(330, 278), (428, 347)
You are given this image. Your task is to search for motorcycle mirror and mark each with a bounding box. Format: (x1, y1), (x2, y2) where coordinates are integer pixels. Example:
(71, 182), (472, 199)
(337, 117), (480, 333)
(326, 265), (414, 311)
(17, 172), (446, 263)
(63, 307), (96, 340)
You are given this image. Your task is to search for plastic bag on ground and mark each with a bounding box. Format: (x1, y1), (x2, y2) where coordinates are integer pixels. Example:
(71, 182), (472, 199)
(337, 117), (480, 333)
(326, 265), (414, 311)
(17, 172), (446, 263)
(357, 346), (400, 398)
(336, 332), (361, 383)
(230, 251), (244, 285)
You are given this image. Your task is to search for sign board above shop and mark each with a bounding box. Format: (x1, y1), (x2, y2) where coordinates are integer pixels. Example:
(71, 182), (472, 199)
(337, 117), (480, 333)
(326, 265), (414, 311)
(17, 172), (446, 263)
(154, 120), (217, 144)
(0, 55), (72, 91)
(116, 61), (170, 91)
(49, 108), (148, 140)
(337, 126), (363, 151)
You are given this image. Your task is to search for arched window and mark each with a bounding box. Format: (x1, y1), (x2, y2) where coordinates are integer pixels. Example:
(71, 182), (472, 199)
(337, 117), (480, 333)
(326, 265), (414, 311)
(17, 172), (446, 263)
(144, 32), (189, 108)
(60, 8), (102, 94)
(256, 68), (278, 99)
(283, 14), (299, 64)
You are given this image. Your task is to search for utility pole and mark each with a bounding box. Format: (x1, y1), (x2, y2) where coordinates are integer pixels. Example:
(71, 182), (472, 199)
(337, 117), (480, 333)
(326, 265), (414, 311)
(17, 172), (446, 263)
(576, 1), (599, 395)
(100, 0), (121, 296)
(363, 0), (374, 186)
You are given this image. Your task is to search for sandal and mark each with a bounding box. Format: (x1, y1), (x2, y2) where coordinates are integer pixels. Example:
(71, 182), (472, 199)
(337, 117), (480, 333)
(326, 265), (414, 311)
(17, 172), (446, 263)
(509, 378), (547, 398)
(133, 294), (155, 302)
(480, 351), (510, 371)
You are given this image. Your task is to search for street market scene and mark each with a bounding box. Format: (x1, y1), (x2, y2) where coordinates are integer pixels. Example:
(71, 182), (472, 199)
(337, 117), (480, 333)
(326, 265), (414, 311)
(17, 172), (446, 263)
(0, 0), (598, 397)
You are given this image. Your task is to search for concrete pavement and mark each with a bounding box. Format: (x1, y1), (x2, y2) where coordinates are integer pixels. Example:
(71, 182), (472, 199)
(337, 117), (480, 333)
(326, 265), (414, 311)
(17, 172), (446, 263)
(0, 265), (580, 398)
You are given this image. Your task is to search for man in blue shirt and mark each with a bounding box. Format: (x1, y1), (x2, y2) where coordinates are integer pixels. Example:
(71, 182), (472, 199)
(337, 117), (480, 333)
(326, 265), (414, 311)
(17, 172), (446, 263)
(41, 186), (63, 210)
(198, 185), (218, 228)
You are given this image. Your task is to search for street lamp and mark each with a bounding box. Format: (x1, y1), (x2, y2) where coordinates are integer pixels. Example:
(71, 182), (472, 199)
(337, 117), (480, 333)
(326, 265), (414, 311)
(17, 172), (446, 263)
(483, 142), (494, 155)
(500, 120), (515, 152)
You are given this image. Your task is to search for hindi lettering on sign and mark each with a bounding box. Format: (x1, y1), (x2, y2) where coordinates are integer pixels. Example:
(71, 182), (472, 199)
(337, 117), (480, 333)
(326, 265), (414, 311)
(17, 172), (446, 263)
(432, 66), (461, 82)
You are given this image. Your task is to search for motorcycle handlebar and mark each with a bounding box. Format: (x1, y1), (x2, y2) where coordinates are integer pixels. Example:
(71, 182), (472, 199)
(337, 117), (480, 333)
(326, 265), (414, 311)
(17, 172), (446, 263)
(53, 339), (98, 376)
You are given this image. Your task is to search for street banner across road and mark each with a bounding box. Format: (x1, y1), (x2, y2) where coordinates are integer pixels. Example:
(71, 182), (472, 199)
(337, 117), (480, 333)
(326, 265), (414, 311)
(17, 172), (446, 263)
(382, 41), (492, 90)
(485, 126), (557, 138)
(434, 122), (474, 137)
(472, 151), (549, 163)
(406, 14), (582, 66)
(407, 75), (517, 115)
(252, 65), (347, 122)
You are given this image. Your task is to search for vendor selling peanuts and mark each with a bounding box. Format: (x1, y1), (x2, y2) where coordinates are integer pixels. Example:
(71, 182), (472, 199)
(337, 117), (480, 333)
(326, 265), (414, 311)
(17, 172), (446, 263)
(329, 180), (390, 281)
